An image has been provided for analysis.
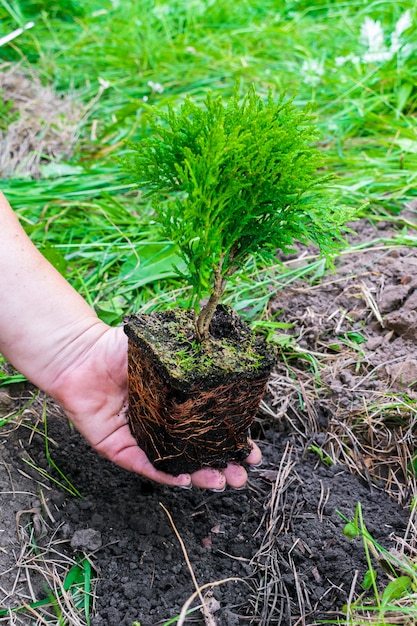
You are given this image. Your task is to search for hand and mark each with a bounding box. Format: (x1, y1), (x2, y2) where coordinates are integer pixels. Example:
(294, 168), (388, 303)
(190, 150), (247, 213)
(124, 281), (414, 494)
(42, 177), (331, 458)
(49, 324), (262, 490)
(0, 191), (261, 490)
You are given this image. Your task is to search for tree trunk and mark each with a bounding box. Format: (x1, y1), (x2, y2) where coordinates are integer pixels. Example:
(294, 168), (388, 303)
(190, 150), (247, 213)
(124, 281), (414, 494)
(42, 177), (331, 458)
(195, 256), (228, 342)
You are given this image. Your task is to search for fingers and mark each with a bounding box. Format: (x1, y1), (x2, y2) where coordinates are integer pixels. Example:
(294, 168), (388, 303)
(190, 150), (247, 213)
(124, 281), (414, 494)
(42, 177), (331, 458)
(221, 463), (248, 489)
(245, 439), (262, 466)
(92, 423), (191, 488)
(112, 446), (253, 491)
(100, 426), (262, 491)
(117, 446), (234, 491)
(216, 440), (263, 489)
(112, 444), (192, 488)
(190, 467), (227, 491)
(190, 440), (262, 490)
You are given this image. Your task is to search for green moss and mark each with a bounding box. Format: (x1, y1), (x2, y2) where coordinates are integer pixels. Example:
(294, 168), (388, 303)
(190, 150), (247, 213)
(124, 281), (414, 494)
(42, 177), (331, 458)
(124, 306), (275, 387)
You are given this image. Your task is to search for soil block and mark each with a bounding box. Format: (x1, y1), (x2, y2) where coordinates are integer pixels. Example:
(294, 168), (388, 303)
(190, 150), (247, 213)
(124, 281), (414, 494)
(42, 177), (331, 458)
(124, 305), (276, 475)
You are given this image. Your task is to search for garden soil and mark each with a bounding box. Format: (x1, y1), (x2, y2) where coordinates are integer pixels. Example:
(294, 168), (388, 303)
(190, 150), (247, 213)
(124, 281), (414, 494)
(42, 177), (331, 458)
(1, 215), (416, 626)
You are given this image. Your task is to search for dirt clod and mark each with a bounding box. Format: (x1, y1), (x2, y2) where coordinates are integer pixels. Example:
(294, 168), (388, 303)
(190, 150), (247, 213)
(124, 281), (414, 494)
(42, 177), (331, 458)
(70, 528), (103, 552)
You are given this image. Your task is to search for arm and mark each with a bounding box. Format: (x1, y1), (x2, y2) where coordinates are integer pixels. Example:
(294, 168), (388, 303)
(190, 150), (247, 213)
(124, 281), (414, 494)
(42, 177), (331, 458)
(0, 193), (107, 392)
(0, 192), (261, 489)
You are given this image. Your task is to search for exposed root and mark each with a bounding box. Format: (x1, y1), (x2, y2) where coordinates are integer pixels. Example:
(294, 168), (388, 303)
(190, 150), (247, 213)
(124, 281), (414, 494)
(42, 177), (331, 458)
(127, 340), (269, 474)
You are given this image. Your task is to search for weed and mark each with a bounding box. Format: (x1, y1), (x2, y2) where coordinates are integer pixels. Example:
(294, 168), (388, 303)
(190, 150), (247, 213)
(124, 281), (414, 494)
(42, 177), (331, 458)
(332, 502), (417, 625)
(0, 517), (95, 625)
(22, 400), (82, 498)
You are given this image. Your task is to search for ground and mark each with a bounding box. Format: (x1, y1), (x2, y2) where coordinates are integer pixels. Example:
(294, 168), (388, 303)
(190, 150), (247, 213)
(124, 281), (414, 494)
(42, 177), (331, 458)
(1, 215), (416, 625)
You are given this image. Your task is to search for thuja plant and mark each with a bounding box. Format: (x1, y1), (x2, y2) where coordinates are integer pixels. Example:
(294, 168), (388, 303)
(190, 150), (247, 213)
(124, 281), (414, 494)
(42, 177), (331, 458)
(122, 86), (354, 475)
(124, 85), (352, 341)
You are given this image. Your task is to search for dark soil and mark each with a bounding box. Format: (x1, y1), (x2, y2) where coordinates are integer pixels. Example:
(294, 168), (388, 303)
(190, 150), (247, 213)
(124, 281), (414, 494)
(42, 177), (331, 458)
(1, 216), (416, 626)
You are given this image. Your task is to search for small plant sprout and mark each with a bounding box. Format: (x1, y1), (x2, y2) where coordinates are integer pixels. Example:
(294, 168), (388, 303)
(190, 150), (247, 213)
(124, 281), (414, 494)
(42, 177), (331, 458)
(124, 86), (353, 341)
(339, 503), (417, 624)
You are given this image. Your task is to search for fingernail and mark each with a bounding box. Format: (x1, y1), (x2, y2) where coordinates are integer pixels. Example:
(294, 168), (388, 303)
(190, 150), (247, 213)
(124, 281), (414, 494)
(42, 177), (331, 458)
(251, 461), (263, 468)
(210, 485), (226, 493)
(177, 474), (192, 489)
(231, 484), (247, 491)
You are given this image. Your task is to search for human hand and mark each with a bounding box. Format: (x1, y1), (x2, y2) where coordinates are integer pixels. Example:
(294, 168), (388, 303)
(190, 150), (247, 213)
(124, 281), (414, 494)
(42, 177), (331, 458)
(50, 324), (262, 490)
(0, 191), (260, 490)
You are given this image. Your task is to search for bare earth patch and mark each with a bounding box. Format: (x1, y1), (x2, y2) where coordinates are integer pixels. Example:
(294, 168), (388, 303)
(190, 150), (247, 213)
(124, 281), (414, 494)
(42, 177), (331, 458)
(1, 215), (416, 625)
(272, 216), (417, 506)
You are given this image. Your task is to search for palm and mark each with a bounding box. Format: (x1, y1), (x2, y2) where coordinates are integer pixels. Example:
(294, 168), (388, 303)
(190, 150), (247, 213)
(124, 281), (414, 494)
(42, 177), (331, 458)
(51, 324), (261, 489)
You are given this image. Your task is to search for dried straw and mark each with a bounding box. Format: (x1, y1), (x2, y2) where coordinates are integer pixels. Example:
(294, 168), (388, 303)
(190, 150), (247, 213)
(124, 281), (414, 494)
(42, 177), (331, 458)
(0, 64), (83, 178)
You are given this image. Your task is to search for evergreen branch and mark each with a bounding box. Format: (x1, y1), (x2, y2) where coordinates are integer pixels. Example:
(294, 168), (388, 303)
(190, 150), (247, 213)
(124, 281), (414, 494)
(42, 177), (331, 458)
(122, 86), (355, 339)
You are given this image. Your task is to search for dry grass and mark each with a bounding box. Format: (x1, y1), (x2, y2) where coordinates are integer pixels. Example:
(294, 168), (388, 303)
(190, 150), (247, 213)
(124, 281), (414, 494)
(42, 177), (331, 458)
(249, 443), (298, 626)
(0, 497), (96, 625)
(264, 352), (417, 506)
(0, 392), (95, 626)
(0, 63), (83, 178)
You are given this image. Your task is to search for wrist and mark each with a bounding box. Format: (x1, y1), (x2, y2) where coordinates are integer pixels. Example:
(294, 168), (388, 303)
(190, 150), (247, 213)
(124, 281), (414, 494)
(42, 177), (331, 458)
(38, 317), (111, 397)
(0, 192), (111, 394)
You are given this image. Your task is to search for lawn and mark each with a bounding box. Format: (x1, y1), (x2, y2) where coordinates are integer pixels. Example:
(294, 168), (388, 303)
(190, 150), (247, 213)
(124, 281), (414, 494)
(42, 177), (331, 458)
(1, 1), (417, 625)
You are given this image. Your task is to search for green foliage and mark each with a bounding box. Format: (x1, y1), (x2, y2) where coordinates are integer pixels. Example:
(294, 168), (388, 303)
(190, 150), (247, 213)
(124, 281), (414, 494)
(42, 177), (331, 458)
(2, 1), (417, 622)
(19, 0), (86, 19)
(124, 86), (353, 312)
(338, 503), (417, 624)
(0, 556), (93, 622)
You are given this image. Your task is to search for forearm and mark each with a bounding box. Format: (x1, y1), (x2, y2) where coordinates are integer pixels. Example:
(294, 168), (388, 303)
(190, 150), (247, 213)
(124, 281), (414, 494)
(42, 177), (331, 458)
(0, 192), (106, 394)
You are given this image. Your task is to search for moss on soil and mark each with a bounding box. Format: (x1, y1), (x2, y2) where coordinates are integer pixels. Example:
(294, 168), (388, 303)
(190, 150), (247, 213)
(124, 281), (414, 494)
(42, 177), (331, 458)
(124, 305), (276, 390)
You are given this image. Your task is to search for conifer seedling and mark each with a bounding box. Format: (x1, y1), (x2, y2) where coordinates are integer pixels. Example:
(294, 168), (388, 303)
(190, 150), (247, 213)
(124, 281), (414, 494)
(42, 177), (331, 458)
(124, 86), (351, 341)
(122, 86), (353, 474)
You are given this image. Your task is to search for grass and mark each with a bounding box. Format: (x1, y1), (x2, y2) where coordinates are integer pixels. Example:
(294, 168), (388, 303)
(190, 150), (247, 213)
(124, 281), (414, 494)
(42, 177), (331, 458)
(1, 0), (417, 325)
(331, 502), (417, 625)
(0, 524), (95, 626)
(1, 0), (417, 623)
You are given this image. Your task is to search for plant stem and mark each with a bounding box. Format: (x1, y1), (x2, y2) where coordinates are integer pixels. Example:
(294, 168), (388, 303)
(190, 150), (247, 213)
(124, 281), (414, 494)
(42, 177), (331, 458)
(196, 257), (227, 342)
